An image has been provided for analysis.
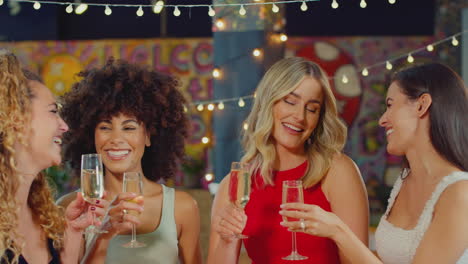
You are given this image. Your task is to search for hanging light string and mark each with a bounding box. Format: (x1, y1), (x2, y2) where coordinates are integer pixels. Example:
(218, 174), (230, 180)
(189, 29), (466, 110)
(13, 0), (319, 10)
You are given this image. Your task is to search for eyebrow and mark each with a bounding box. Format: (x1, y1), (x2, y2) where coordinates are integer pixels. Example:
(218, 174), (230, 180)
(289, 92), (322, 105)
(99, 119), (139, 125)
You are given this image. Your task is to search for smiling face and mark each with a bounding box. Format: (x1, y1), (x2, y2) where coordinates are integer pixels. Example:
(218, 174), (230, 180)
(94, 113), (150, 176)
(271, 77), (323, 155)
(379, 82), (420, 156)
(27, 81), (69, 169)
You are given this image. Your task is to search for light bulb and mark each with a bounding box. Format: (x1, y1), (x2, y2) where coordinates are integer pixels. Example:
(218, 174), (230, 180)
(253, 92), (257, 98)
(252, 48), (262, 57)
(272, 3), (279, 13)
(212, 68), (221, 79)
(300, 1), (308, 11)
(280, 34), (288, 42)
(136, 6), (144, 16)
(407, 54), (414, 63)
(360, 0), (367, 8)
(362, 68), (369, 76)
(341, 75), (349, 84)
(388, 0), (396, 4)
(197, 104), (204, 111)
(66, 4), (73, 13)
(331, 0), (339, 9)
(243, 123), (249, 130)
(452, 37), (459, 46)
(215, 19), (225, 30)
(75, 3), (88, 15)
(238, 98), (245, 107)
(426, 44), (434, 52)
(153, 0), (164, 14)
(33, 1), (41, 10)
(208, 6), (215, 17)
(386, 61), (393, 70)
(173, 6), (181, 17)
(239, 5), (246, 16)
(202, 137), (210, 144)
(218, 102), (225, 110)
(104, 5), (112, 15)
(205, 173), (214, 182)
(183, 105), (188, 113)
(0, 0), (4, 6)
(207, 104), (215, 111)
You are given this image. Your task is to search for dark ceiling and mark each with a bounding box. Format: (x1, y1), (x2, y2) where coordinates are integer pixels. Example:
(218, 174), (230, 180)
(0, 0), (435, 41)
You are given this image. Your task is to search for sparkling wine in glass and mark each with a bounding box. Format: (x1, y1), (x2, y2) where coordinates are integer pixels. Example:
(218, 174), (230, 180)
(228, 162), (251, 239)
(81, 153), (105, 234)
(122, 172), (146, 248)
(282, 180), (308, 260)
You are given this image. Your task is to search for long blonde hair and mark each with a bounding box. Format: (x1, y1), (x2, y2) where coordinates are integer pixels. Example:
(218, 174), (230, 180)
(241, 57), (347, 188)
(0, 51), (65, 263)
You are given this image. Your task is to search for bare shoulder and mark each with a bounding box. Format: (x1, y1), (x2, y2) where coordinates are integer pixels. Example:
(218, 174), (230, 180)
(327, 153), (362, 182)
(437, 175), (468, 212)
(56, 191), (78, 208)
(174, 190), (200, 214)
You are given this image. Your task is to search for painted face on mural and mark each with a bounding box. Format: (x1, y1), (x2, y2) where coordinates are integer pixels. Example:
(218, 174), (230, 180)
(272, 77), (323, 155)
(379, 82), (420, 156)
(94, 113), (150, 176)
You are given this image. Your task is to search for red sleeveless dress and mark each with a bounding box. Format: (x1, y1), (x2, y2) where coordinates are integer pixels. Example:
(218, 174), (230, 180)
(243, 161), (340, 264)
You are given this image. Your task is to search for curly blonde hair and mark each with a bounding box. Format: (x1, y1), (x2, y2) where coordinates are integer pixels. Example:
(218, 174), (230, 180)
(241, 57), (347, 188)
(0, 51), (66, 263)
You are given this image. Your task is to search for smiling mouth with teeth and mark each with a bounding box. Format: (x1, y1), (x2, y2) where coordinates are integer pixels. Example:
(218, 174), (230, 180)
(53, 138), (62, 145)
(283, 123), (304, 132)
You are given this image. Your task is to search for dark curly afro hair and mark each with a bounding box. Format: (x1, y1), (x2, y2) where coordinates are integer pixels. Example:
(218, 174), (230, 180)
(61, 58), (189, 182)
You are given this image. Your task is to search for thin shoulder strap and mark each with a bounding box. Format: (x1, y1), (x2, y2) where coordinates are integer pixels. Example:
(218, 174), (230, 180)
(160, 185), (176, 225)
(417, 171), (468, 230)
(383, 169), (408, 216)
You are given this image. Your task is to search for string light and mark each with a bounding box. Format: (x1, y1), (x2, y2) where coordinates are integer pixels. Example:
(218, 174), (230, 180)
(33, 1), (41, 10)
(183, 105), (188, 113)
(272, 3), (279, 13)
(75, 3), (88, 14)
(407, 54), (414, 63)
(173, 6), (181, 16)
(0, 0), (3, 6)
(280, 34), (288, 42)
(341, 74), (349, 84)
(104, 5), (112, 15)
(426, 44), (434, 52)
(243, 123), (249, 130)
(451, 37), (459, 46)
(362, 68), (369, 76)
(212, 68), (221, 79)
(300, 1), (308, 11)
(331, 0), (339, 9)
(239, 5), (246, 15)
(207, 104), (215, 111)
(197, 104), (204, 112)
(153, 0), (164, 14)
(238, 98), (245, 107)
(253, 92), (257, 98)
(215, 19), (225, 30)
(385, 61), (393, 70)
(136, 6), (144, 16)
(208, 6), (215, 17)
(205, 173), (214, 182)
(388, 0), (396, 4)
(66, 4), (73, 13)
(202, 137), (210, 144)
(252, 48), (262, 57)
(360, 0), (367, 8)
(218, 102), (225, 110)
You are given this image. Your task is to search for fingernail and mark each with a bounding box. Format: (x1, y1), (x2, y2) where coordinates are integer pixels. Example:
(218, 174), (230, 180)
(279, 210), (284, 215)
(280, 204), (284, 208)
(96, 200), (100, 204)
(280, 222), (285, 226)
(91, 206), (96, 211)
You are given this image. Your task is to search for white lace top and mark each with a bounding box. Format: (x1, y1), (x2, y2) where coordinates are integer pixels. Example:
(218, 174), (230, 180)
(375, 170), (468, 264)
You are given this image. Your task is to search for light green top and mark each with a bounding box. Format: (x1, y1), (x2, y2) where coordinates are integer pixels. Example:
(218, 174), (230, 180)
(104, 185), (179, 264)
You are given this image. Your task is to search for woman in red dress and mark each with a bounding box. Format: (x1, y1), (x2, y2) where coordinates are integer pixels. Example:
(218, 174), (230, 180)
(207, 57), (369, 264)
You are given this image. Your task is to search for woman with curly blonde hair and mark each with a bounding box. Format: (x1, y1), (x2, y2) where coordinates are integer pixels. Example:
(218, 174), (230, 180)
(208, 57), (369, 264)
(0, 51), (102, 264)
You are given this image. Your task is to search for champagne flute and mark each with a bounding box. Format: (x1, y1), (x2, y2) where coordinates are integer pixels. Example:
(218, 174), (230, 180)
(81, 153), (105, 234)
(282, 180), (308, 260)
(122, 172), (146, 248)
(228, 162), (251, 239)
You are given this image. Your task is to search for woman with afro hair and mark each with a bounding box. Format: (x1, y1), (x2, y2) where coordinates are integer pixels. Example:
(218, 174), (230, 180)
(58, 58), (202, 264)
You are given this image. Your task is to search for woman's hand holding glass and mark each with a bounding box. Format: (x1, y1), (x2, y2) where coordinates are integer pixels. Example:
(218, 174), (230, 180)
(280, 203), (342, 239)
(64, 192), (107, 233)
(102, 192), (144, 239)
(214, 203), (248, 242)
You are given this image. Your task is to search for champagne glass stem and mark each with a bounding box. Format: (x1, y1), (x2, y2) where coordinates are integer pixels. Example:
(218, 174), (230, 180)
(131, 224), (137, 243)
(291, 231), (298, 254)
